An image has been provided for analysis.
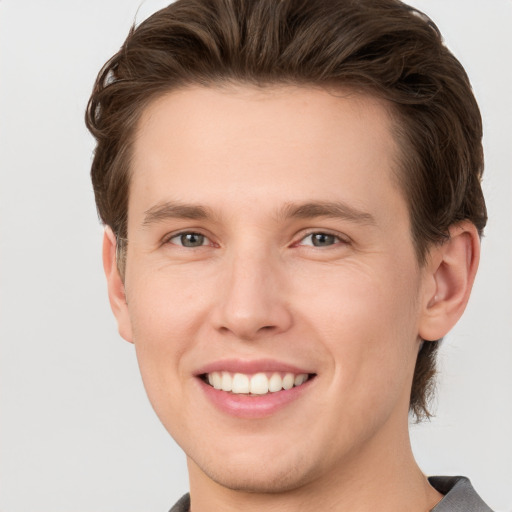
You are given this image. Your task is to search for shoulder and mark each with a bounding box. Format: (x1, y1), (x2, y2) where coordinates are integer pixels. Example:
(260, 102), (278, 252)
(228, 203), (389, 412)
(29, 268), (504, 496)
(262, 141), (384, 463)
(168, 493), (190, 512)
(429, 476), (493, 512)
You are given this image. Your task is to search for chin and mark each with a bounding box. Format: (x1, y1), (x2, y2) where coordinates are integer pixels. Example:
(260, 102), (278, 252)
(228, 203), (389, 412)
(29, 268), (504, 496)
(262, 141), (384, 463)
(203, 466), (311, 494)
(189, 449), (317, 494)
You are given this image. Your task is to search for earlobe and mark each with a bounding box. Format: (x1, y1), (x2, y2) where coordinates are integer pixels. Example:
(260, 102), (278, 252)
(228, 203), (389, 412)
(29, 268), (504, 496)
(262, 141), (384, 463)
(419, 221), (480, 342)
(102, 227), (134, 343)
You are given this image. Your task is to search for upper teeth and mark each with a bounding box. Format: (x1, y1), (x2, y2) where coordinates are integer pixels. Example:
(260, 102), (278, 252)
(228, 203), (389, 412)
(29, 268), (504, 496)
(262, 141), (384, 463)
(207, 372), (309, 395)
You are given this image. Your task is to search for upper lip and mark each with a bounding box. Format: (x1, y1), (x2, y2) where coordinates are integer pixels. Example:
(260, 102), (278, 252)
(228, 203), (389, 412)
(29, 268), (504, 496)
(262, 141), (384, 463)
(195, 358), (314, 376)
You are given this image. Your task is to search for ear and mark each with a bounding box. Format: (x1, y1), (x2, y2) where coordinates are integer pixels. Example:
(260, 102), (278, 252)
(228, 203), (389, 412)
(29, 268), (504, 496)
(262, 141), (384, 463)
(102, 227), (133, 343)
(419, 221), (480, 342)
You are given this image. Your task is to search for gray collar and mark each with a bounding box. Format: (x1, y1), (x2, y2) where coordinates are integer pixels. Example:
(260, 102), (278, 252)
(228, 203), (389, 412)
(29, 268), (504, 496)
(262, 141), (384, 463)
(429, 476), (493, 512)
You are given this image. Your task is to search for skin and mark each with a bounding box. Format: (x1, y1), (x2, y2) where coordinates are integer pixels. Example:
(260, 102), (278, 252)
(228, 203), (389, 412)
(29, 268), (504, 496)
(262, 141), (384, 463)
(104, 85), (479, 511)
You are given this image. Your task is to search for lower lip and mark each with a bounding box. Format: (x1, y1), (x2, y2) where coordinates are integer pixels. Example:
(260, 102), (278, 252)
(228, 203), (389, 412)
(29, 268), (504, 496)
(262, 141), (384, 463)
(197, 377), (314, 419)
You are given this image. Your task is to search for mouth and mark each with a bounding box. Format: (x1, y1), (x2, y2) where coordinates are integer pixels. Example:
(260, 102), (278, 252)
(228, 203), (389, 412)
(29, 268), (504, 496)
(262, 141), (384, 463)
(200, 371), (315, 395)
(196, 361), (317, 418)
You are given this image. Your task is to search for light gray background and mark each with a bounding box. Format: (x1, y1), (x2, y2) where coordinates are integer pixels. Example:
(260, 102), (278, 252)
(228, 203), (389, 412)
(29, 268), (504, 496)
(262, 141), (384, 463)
(0, 1), (510, 511)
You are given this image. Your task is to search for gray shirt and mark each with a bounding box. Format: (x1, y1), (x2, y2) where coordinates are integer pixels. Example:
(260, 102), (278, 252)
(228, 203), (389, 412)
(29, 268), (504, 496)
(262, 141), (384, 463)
(169, 476), (493, 512)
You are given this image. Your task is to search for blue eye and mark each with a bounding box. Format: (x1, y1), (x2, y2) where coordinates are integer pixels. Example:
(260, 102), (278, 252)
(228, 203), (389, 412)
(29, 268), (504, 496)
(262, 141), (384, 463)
(169, 232), (208, 247)
(301, 232), (341, 247)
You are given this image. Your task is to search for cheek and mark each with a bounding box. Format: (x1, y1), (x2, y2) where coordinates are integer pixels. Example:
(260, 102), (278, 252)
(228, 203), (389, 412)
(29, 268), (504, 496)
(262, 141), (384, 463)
(125, 270), (210, 405)
(295, 256), (420, 335)
(296, 260), (421, 392)
(127, 261), (212, 337)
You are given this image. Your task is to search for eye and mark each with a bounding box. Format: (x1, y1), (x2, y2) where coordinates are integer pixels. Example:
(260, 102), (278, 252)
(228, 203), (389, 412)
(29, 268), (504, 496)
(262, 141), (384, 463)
(299, 232), (344, 247)
(167, 232), (210, 248)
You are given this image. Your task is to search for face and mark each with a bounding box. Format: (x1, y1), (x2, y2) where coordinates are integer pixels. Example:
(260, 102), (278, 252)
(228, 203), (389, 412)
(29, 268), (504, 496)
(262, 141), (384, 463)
(115, 85), (431, 492)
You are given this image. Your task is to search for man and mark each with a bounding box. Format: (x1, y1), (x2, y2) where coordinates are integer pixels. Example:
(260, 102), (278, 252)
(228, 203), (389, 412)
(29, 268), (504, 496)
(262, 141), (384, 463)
(86, 0), (491, 510)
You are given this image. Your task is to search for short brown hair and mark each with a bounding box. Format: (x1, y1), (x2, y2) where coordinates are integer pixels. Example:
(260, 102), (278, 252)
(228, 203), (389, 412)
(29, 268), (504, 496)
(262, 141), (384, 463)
(86, 0), (487, 420)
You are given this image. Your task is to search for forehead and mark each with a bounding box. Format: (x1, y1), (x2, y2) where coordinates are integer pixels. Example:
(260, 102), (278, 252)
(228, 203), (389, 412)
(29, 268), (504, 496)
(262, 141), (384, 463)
(129, 84), (405, 224)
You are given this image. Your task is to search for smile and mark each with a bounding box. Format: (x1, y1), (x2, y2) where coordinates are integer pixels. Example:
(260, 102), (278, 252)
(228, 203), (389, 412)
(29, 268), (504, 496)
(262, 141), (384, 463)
(203, 371), (311, 395)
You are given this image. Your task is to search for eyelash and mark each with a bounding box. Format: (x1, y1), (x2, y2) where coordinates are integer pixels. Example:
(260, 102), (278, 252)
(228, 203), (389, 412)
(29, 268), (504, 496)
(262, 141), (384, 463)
(165, 231), (215, 248)
(296, 231), (348, 248)
(163, 230), (349, 249)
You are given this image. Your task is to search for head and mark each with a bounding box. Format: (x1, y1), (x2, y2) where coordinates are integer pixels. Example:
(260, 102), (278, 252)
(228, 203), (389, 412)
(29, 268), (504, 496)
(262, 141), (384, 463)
(86, 0), (486, 490)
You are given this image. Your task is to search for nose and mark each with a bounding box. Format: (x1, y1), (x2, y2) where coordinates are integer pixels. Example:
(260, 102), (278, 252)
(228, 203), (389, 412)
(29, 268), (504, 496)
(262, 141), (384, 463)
(212, 249), (293, 341)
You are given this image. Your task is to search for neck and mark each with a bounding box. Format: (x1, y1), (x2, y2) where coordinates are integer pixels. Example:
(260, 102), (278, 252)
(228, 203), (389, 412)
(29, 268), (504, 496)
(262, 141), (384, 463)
(186, 416), (443, 512)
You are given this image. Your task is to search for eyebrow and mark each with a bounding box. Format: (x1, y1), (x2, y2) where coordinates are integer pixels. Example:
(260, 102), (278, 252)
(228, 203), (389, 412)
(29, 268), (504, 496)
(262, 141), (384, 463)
(142, 201), (211, 227)
(279, 201), (376, 225)
(141, 200), (376, 227)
